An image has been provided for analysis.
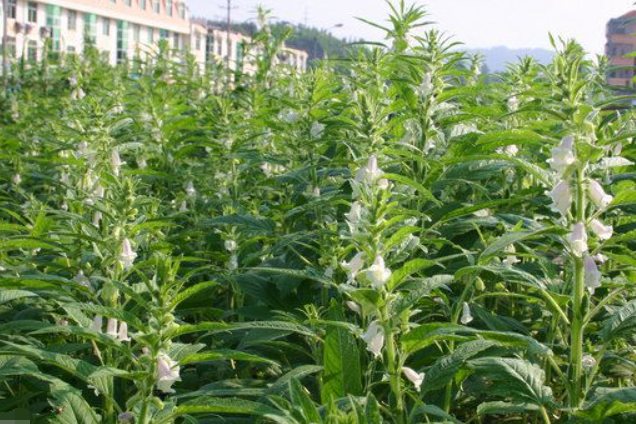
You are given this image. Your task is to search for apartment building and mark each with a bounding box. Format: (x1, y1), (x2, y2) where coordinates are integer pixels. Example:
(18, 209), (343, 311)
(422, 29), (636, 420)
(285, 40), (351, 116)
(606, 10), (636, 86)
(1, 0), (309, 73)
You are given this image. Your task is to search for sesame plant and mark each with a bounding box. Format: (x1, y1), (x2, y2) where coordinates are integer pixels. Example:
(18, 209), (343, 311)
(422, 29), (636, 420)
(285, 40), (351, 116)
(1, 2), (636, 424)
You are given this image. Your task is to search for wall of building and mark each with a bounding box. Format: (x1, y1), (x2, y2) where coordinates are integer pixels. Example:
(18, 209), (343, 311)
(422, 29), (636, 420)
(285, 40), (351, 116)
(606, 11), (636, 87)
(1, 0), (309, 73)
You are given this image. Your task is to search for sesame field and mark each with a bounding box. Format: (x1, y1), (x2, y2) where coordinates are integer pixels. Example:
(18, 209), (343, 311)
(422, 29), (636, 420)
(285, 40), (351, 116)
(1, 2), (636, 424)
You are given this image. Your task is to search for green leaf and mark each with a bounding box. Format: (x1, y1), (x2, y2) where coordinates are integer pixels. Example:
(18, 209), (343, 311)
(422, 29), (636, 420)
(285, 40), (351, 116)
(601, 299), (636, 343)
(321, 301), (362, 403)
(383, 173), (439, 204)
(174, 397), (278, 417)
(49, 389), (101, 424)
(468, 357), (554, 407)
(388, 258), (438, 290)
(179, 350), (276, 365)
(0, 289), (38, 304)
(577, 388), (636, 421)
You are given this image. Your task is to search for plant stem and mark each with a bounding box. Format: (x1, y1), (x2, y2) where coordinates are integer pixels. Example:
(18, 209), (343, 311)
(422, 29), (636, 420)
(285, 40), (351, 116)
(382, 303), (404, 424)
(570, 166), (586, 407)
(540, 406), (552, 424)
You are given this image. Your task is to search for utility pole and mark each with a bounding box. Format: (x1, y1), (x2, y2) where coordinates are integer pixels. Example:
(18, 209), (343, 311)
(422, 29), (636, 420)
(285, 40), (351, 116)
(220, 0), (237, 87)
(2, 0), (8, 84)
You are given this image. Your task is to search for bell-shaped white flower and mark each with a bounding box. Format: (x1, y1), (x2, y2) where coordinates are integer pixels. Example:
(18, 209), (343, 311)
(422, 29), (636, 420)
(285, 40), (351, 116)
(91, 315), (103, 333)
(361, 321), (385, 358)
(74, 270), (91, 289)
(581, 354), (597, 371)
(502, 244), (520, 266)
(584, 254), (602, 294)
(507, 96), (519, 112)
(568, 222), (588, 257)
(402, 367), (425, 391)
(93, 211), (102, 227)
(594, 253), (609, 264)
(549, 180), (572, 217)
(117, 321), (131, 342)
(185, 181), (196, 197)
(355, 155), (384, 186)
(504, 144), (519, 156)
(341, 252), (365, 283)
(590, 219), (613, 241)
(111, 150), (122, 176)
(418, 73), (434, 96)
(228, 253), (238, 271)
(12, 174), (22, 186)
(225, 240), (238, 252)
(156, 353), (181, 394)
(93, 184), (105, 200)
(119, 238), (137, 269)
(346, 202), (364, 232)
(346, 301), (361, 314)
(460, 302), (473, 325)
(549, 135), (575, 173)
(138, 156), (147, 169)
(588, 179), (613, 210)
(311, 122), (325, 138)
(106, 318), (118, 337)
(366, 255), (392, 289)
(179, 201), (188, 212)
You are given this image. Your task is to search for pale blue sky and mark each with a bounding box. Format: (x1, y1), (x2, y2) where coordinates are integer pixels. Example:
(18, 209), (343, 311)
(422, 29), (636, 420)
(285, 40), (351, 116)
(187, 0), (634, 55)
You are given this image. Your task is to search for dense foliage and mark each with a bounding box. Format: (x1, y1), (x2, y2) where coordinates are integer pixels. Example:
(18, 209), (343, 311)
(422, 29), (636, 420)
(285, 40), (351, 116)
(1, 2), (636, 423)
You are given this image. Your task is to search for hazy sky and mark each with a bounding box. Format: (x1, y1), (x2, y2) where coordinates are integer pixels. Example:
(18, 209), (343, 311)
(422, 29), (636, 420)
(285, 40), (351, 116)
(187, 0), (635, 55)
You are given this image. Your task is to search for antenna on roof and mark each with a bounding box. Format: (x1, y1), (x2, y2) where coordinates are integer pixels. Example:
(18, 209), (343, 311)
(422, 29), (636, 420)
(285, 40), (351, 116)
(220, 0), (238, 86)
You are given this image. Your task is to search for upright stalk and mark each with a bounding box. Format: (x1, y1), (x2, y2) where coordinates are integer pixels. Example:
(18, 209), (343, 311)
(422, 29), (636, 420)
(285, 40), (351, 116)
(570, 166), (586, 407)
(382, 302), (404, 424)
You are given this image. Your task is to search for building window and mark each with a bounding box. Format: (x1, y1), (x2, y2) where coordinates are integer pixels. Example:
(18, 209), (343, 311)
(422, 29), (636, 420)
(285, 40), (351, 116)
(84, 13), (97, 45)
(28, 40), (38, 61)
(195, 34), (201, 51)
(5, 37), (16, 58)
(68, 46), (76, 54)
(153, 0), (160, 13)
(110, 0), (116, 3)
(46, 5), (62, 52)
(125, 0), (132, 6)
(179, 4), (185, 19)
(133, 24), (140, 42)
(140, 0), (146, 10)
(216, 36), (223, 56)
(103, 18), (110, 36)
(68, 10), (77, 30)
(7, 0), (17, 19)
(173, 32), (179, 49)
(28, 2), (38, 23)
(148, 27), (154, 43)
(167, 0), (173, 16)
(117, 20), (129, 63)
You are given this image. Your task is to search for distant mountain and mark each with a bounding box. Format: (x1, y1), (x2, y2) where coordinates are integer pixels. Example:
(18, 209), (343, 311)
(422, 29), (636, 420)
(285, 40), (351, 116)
(466, 46), (555, 72)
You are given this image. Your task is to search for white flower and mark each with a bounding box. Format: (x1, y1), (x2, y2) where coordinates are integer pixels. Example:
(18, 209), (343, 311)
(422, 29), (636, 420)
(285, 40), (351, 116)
(12, 174), (22, 186)
(568, 222), (588, 257)
(402, 367), (425, 391)
(117, 321), (131, 342)
(228, 253), (238, 271)
(346, 301), (361, 314)
(179, 201), (188, 212)
(156, 353), (181, 394)
(91, 315), (103, 333)
(93, 184), (105, 200)
(594, 253), (609, 264)
(119, 238), (137, 270)
(502, 244), (520, 266)
(504, 144), (519, 156)
(549, 135), (575, 173)
(507, 96), (519, 112)
(419, 73), (434, 96)
(346, 202), (364, 232)
(341, 252), (365, 282)
(224, 240), (238, 252)
(460, 302), (473, 325)
(590, 219), (613, 241)
(366, 255), (392, 289)
(588, 179), (613, 210)
(111, 150), (122, 176)
(60, 172), (70, 185)
(355, 155), (384, 186)
(582, 354), (596, 371)
(361, 321), (384, 358)
(93, 211), (102, 227)
(311, 122), (325, 138)
(584, 254), (602, 294)
(549, 180), (572, 217)
(138, 156), (147, 169)
(74, 270), (91, 289)
(185, 181), (196, 197)
(106, 318), (118, 337)
(324, 267), (334, 278)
